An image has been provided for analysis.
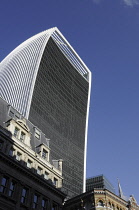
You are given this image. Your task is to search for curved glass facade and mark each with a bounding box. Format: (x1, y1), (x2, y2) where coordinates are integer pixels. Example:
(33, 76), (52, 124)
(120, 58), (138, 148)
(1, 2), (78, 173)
(0, 28), (91, 198)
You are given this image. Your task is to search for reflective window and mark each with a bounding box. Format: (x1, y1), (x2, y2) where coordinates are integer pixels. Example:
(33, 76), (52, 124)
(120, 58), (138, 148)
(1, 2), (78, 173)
(9, 148), (14, 157)
(20, 131), (25, 142)
(41, 198), (48, 210)
(21, 188), (27, 203)
(14, 127), (19, 138)
(8, 181), (16, 197)
(42, 149), (48, 160)
(33, 194), (38, 209)
(0, 177), (8, 193)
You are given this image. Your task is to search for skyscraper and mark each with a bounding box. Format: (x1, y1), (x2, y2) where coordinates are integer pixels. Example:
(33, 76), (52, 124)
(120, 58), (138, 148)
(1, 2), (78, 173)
(0, 27), (91, 198)
(86, 175), (115, 194)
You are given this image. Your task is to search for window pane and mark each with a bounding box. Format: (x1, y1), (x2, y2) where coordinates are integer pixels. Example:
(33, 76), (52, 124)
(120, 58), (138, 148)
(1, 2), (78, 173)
(42, 198), (48, 210)
(14, 127), (19, 138)
(44, 172), (49, 180)
(9, 148), (14, 157)
(21, 188), (27, 203)
(27, 160), (32, 168)
(33, 194), (38, 209)
(37, 167), (42, 175)
(0, 177), (7, 193)
(20, 132), (25, 141)
(16, 152), (21, 161)
(42, 149), (48, 159)
(9, 181), (15, 197)
(54, 178), (58, 187)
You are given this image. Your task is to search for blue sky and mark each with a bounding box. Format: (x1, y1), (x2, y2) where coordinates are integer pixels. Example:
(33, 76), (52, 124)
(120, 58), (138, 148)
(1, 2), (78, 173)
(0, 0), (139, 203)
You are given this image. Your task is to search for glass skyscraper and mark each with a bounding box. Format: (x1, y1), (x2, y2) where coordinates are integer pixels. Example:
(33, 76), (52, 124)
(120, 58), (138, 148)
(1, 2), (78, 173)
(86, 175), (115, 194)
(0, 27), (91, 198)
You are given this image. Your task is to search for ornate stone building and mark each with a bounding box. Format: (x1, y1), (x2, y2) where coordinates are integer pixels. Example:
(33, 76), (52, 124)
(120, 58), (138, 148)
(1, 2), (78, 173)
(63, 188), (139, 210)
(0, 97), (66, 209)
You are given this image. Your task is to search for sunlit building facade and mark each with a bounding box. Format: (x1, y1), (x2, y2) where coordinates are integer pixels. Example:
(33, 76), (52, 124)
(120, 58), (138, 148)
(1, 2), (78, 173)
(0, 28), (91, 198)
(63, 189), (135, 210)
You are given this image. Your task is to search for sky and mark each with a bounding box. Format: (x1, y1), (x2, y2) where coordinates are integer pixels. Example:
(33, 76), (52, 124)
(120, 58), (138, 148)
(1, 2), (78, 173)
(0, 0), (139, 203)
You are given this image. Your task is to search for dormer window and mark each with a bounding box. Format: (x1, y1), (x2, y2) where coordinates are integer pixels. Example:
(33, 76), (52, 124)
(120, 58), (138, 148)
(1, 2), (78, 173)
(42, 149), (48, 160)
(36, 144), (50, 162)
(14, 127), (19, 138)
(6, 118), (31, 147)
(20, 131), (25, 142)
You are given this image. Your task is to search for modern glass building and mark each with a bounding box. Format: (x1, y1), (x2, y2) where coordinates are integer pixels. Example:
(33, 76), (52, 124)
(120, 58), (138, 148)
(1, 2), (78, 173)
(0, 27), (91, 198)
(86, 175), (115, 194)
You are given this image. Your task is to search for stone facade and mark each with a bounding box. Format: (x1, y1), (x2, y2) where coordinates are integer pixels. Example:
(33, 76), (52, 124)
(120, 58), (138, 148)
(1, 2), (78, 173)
(0, 97), (66, 210)
(63, 189), (139, 210)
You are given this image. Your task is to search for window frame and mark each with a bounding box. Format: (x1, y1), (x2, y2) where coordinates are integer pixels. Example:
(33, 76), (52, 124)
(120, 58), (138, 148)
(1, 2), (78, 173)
(16, 152), (22, 161)
(27, 159), (32, 169)
(20, 131), (26, 142)
(0, 176), (8, 193)
(53, 178), (58, 187)
(21, 187), (28, 204)
(9, 147), (14, 157)
(33, 194), (39, 209)
(37, 166), (42, 175)
(14, 127), (20, 138)
(8, 180), (16, 197)
(44, 172), (49, 180)
(41, 198), (48, 210)
(42, 149), (48, 160)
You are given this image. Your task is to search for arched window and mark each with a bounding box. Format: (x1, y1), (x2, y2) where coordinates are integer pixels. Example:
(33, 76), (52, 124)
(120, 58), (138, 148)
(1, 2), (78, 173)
(98, 200), (104, 207)
(112, 204), (115, 210)
(108, 202), (111, 208)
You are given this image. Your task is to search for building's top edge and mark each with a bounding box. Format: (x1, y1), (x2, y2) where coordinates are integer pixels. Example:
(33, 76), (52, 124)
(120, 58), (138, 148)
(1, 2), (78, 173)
(35, 27), (91, 81)
(0, 27), (91, 82)
(86, 174), (104, 180)
(52, 27), (91, 76)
